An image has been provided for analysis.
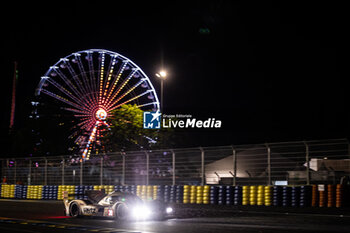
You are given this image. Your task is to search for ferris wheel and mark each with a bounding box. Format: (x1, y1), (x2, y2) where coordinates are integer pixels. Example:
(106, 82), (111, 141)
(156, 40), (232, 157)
(36, 49), (160, 160)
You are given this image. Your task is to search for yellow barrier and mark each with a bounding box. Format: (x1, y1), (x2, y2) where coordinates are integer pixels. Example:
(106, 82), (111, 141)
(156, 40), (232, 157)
(57, 185), (75, 200)
(153, 185), (158, 200)
(1, 184), (15, 198)
(183, 185), (190, 204)
(190, 186), (197, 204)
(264, 186), (272, 206)
(249, 186), (257, 205)
(203, 185), (210, 204)
(257, 185), (264, 206)
(242, 186), (249, 205)
(196, 186), (203, 204)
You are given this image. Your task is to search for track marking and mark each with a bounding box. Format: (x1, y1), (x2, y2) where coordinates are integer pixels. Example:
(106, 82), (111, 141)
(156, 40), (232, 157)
(0, 216), (148, 232)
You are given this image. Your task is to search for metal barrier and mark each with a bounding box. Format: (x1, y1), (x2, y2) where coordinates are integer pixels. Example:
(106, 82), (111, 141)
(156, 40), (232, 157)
(1, 138), (349, 186)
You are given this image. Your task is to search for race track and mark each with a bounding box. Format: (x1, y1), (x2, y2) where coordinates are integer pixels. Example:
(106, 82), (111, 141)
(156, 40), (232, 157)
(0, 199), (350, 233)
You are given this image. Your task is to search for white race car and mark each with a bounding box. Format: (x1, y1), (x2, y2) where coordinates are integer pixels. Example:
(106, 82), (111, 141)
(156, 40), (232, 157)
(63, 190), (174, 220)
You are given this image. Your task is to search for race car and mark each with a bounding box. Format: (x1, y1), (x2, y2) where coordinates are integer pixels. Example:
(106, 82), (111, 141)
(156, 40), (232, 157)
(63, 190), (174, 220)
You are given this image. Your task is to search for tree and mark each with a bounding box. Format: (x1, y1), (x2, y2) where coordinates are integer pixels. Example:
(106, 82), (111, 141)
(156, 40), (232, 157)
(103, 104), (172, 151)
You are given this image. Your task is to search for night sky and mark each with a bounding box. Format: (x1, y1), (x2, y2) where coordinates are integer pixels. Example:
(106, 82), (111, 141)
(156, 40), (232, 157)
(0, 1), (348, 152)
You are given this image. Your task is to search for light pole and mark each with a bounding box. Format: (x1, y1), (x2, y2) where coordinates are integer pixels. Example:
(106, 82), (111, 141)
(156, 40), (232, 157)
(156, 70), (167, 113)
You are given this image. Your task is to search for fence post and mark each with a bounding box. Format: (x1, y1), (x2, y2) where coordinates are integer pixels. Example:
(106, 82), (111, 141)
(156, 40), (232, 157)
(44, 159), (47, 185)
(100, 156), (103, 186)
(304, 141), (310, 185)
(145, 152), (149, 186)
(61, 157), (65, 185)
(200, 147), (205, 186)
(28, 159), (31, 185)
(80, 160), (83, 186)
(171, 149), (176, 186)
(266, 144), (271, 186)
(232, 146), (237, 186)
(122, 153), (125, 186)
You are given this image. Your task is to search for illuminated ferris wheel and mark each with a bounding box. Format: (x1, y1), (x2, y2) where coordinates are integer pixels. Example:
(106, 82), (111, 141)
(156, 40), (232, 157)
(36, 49), (160, 160)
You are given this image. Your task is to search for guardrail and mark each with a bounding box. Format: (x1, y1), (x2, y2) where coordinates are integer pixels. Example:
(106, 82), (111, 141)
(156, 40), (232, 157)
(1, 138), (349, 186)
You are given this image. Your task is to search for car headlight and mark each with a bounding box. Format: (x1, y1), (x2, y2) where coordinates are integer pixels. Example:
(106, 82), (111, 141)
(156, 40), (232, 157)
(166, 207), (173, 214)
(132, 206), (151, 219)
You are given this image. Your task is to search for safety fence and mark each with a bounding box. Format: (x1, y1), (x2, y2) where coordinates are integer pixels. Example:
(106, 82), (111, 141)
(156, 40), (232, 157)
(1, 138), (349, 186)
(0, 184), (349, 208)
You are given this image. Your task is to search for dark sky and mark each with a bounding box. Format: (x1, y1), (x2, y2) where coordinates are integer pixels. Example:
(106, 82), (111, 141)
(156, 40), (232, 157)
(0, 1), (348, 150)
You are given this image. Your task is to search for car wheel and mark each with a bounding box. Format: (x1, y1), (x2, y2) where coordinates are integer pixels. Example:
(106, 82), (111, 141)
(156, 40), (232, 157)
(115, 203), (128, 220)
(69, 202), (80, 218)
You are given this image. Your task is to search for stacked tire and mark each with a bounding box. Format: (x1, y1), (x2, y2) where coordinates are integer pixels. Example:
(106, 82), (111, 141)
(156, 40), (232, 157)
(176, 185), (184, 203)
(190, 186), (196, 204)
(242, 186), (249, 205)
(257, 185), (264, 206)
(291, 186), (300, 207)
(311, 185), (318, 207)
(336, 184), (343, 208)
(300, 186), (311, 207)
(273, 186), (282, 206)
(43, 185), (58, 200)
(282, 186), (291, 207)
(327, 185), (334, 208)
(264, 186), (272, 206)
(210, 186), (218, 205)
(226, 186), (234, 205)
(164, 185), (170, 203)
(183, 185), (190, 204)
(218, 186), (226, 205)
(233, 186), (242, 205)
(249, 186), (257, 205)
(196, 186), (203, 204)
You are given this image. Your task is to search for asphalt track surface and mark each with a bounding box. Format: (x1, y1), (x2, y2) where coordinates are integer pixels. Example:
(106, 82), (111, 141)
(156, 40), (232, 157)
(0, 199), (350, 233)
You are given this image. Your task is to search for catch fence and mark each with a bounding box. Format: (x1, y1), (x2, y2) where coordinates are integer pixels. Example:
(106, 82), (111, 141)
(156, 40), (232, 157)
(1, 139), (349, 186)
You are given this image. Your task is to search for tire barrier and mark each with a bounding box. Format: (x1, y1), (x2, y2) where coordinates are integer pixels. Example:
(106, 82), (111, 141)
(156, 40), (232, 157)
(169, 185), (175, 203)
(42, 185), (58, 200)
(196, 186), (203, 204)
(58, 185), (74, 200)
(273, 186), (282, 206)
(327, 184), (334, 208)
(27, 185), (43, 199)
(233, 186), (242, 205)
(157, 185), (164, 201)
(291, 186), (300, 207)
(164, 185), (170, 203)
(15, 185), (24, 199)
(153, 185), (158, 200)
(190, 185), (196, 204)
(242, 186), (249, 205)
(249, 186), (257, 205)
(264, 186), (272, 206)
(300, 186), (312, 207)
(183, 185), (190, 204)
(0, 184), (349, 208)
(209, 186), (218, 205)
(147, 185), (153, 201)
(282, 186), (291, 207)
(311, 185), (318, 207)
(226, 186), (234, 205)
(218, 185), (226, 205)
(176, 185), (184, 204)
(319, 185), (326, 207)
(336, 184), (343, 208)
(257, 185), (264, 206)
(1, 184), (15, 198)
